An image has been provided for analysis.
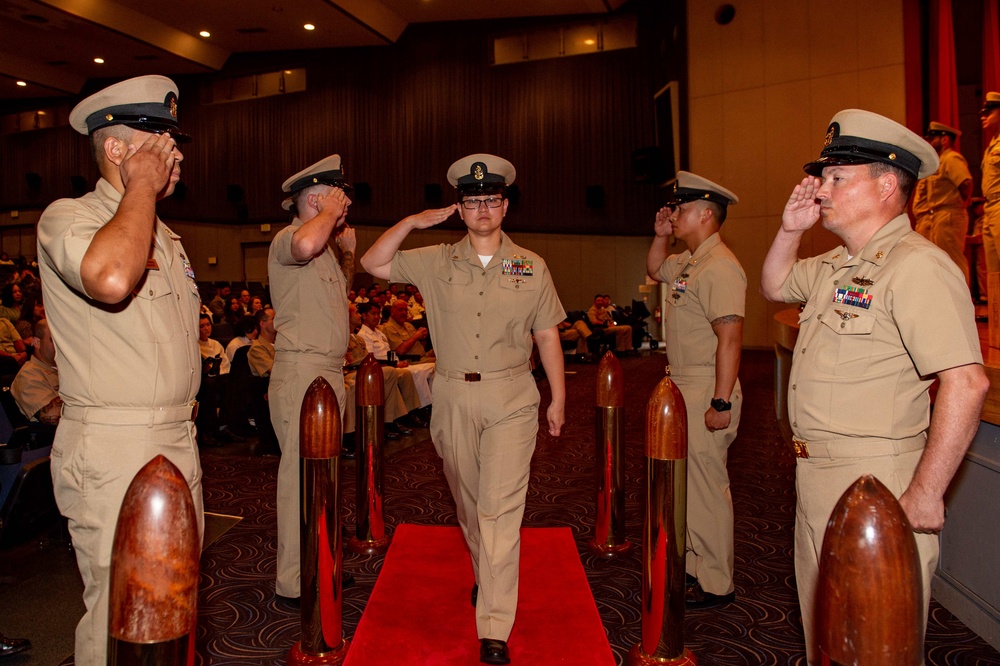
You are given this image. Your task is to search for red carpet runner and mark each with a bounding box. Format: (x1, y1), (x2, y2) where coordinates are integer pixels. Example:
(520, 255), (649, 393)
(344, 524), (615, 665)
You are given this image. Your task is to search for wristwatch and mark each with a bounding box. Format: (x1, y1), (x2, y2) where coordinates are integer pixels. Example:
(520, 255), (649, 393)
(710, 398), (732, 412)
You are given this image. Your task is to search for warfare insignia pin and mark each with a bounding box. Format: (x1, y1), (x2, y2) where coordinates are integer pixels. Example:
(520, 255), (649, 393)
(852, 276), (874, 287)
(834, 309), (859, 321)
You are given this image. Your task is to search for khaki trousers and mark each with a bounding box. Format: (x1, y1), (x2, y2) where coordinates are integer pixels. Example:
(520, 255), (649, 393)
(926, 208), (969, 284)
(343, 366), (416, 433)
(794, 446), (938, 665)
(559, 320), (592, 354)
(50, 417), (204, 666)
(673, 372), (741, 596)
(982, 204), (1000, 274)
(603, 324), (633, 351)
(269, 355), (345, 598)
(430, 367), (539, 641)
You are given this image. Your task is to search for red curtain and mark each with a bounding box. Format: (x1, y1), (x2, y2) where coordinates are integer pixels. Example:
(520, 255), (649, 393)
(986, 0), (1000, 97)
(929, 0), (960, 132)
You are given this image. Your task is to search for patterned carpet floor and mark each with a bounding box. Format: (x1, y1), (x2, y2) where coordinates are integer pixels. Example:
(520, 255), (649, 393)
(195, 350), (1000, 665)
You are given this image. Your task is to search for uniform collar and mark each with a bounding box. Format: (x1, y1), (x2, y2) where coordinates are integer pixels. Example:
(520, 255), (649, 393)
(450, 232), (513, 267)
(673, 231), (721, 267)
(822, 213), (911, 268)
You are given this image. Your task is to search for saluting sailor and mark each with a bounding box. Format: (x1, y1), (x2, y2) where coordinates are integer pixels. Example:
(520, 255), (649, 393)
(361, 154), (566, 665)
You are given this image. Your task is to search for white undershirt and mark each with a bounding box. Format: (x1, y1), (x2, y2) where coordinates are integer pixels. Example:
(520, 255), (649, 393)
(478, 254), (493, 267)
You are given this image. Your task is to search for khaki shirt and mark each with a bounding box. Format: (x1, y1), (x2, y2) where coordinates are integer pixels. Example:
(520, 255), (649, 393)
(657, 233), (746, 369)
(380, 318), (426, 357)
(0, 318), (21, 354)
(587, 305), (612, 326)
(390, 232), (564, 375)
(911, 178), (931, 218)
(248, 337), (275, 377)
(11, 356), (59, 420)
(779, 214), (981, 442)
(346, 333), (367, 365)
(268, 218), (349, 359)
(37, 178), (201, 409)
(923, 148), (971, 210)
(983, 135), (1000, 212)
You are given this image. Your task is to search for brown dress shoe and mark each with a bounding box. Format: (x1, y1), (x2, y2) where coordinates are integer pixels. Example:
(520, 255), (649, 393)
(479, 638), (510, 665)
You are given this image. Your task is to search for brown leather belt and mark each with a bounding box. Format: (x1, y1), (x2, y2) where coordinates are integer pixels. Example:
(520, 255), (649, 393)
(437, 363), (532, 383)
(791, 434), (925, 459)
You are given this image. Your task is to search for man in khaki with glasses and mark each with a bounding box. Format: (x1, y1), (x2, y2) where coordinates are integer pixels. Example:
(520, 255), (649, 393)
(362, 154), (565, 665)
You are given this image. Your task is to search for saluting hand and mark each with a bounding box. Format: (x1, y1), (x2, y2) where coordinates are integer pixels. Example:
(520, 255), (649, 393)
(336, 225), (357, 253)
(782, 176), (822, 232)
(654, 206), (674, 237)
(120, 132), (178, 195)
(316, 187), (350, 224)
(405, 205), (458, 230)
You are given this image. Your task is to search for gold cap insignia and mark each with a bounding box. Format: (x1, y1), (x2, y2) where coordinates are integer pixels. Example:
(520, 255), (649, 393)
(824, 122), (839, 147)
(169, 96), (178, 119)
(888, 153), (896, 161)
(473, 165), (484, 181)
(105, 113), (114, 121)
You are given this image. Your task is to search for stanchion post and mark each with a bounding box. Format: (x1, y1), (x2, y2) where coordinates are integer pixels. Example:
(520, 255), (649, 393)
(108, 455), (200, 665)
(288, 377), (350, 665)
(627, 372), (696, 666)
(589, 350), (632, 557)
(348, 354), (391, 555)
(816, 475), (922, 665)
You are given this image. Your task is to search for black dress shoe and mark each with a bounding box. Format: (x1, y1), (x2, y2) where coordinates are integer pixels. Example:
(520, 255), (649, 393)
(343, 572), (356, 589)
(479, 638), (510, 665)
(403, 412), (429, 428)
(391, 420), (414, 436)
(383, 428), (400, 440)
(685, 580), (735, 610)
(341, 446), (356, 460)
(0, 633), (31, 657)
(275, 594), (300, 609)
(471, 583), (478, 608)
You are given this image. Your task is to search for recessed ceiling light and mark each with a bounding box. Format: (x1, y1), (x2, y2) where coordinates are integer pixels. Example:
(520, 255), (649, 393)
(16, 81), (27, 87)
(583, 39), (596, 46)
(199, 30), (211, 38)
(303, 23), (315, 31)
(94, 57), (105, 64)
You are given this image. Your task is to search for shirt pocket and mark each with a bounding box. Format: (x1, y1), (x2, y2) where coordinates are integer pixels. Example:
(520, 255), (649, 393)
(130, 270), (178, 343)
(817, 307), (876, 376)
(433, 266), (472, 312)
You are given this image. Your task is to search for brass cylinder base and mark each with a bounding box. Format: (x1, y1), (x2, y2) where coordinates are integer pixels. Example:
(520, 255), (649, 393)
(627, 644), (697, 666)
(346, 534), (390, 555)
(586, 538), (634, 558)
(288, 639), (350, 665)
(108, 635), (190, 665)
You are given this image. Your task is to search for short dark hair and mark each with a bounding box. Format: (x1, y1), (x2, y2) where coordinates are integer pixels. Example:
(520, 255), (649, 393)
(199, 313), (212, 324)
(235, 315), (258, 337)
(254, 309), (272, 326)
(867, 162), (916, 203)
(357, 302), (378, 317)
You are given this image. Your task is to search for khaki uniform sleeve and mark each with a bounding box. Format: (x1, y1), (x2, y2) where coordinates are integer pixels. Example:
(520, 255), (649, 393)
(11, 363), (58, 421)
(37, 198), (101, 297)
(379, 322), (404, 351)
(779, 256), (827, 304)
(701, 259), (747, 321)
(941, 152), (973, 189)
(389, 246), (441, 288)
(248, 343), (272, 377)
(529, 259), (566, 332)
(270, 225), (308, 267)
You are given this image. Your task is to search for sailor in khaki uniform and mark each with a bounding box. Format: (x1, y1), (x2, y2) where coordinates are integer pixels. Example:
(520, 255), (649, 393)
(918, 122), (973, 282)
(761, 109), (988, 664)
(362, 154), (566, 665)
(981, 93), (1000, 274)
(646, 171), (745, 610)
(37, 75), (203, 666)
(269, 155), (353, 600)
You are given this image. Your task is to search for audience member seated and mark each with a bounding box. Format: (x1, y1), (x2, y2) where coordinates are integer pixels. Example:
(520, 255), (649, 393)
(381, 299), (434, 362)
(14, 291), (44, 344)
(0, 283), (23, 323)
(342, 305), (425, 456)
(249, 295), (265, 315)
(10, 319), (60, 425)
(226, 315), (258, 362)
(197, 314), (238, 444)
(355, 302), (434, 418)
(237, 289), (252, 315)
(408, 290), (427, 330)
(587, 293), (633, 353)
(209, 281), (230, 320)
(354, 286), (369, 304)
(0, 315), (27, 376)
(248, 308), (276, 378)
(557, 316), (594, 357)
(222, 296), (244, 326)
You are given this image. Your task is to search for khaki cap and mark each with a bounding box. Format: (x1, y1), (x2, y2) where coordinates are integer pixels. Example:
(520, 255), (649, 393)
(665, 171), (738, 208)
(447, 154), (515, 195)
(804, 109), (939, 179)
(281, 154), (352, 210)
(68, 75), (189, 142)
(925, 121), (960, 138)
(981, 92), (1000, 114)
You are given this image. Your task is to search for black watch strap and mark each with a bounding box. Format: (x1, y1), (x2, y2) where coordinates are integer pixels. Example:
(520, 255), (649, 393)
(710, 398), (732, 412)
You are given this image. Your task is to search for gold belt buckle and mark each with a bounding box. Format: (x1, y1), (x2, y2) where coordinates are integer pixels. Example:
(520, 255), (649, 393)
(792, 437), (809, 459)
(464, 373), (481, 382)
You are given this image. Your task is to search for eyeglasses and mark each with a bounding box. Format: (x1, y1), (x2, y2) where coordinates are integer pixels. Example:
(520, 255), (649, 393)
(461, 197), (504, 210)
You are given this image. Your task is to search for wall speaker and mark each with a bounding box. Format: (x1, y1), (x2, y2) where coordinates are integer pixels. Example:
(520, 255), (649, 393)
(226, 184), (244, 204)
(25, 172), (41, 192)
(354, 182), (372, 203)
(585, 185), (605, 208)
(631, 147), (669, 184)
(424, 183), (443, 204)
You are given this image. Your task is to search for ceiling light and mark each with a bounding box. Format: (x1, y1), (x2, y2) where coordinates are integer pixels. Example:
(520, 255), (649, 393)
(199, 30), (211, 38)
(16, 81), (27, 87)
(303, 23), (315, 31)
(583, 39), (596, 46)
(94, 57), (105, 64)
